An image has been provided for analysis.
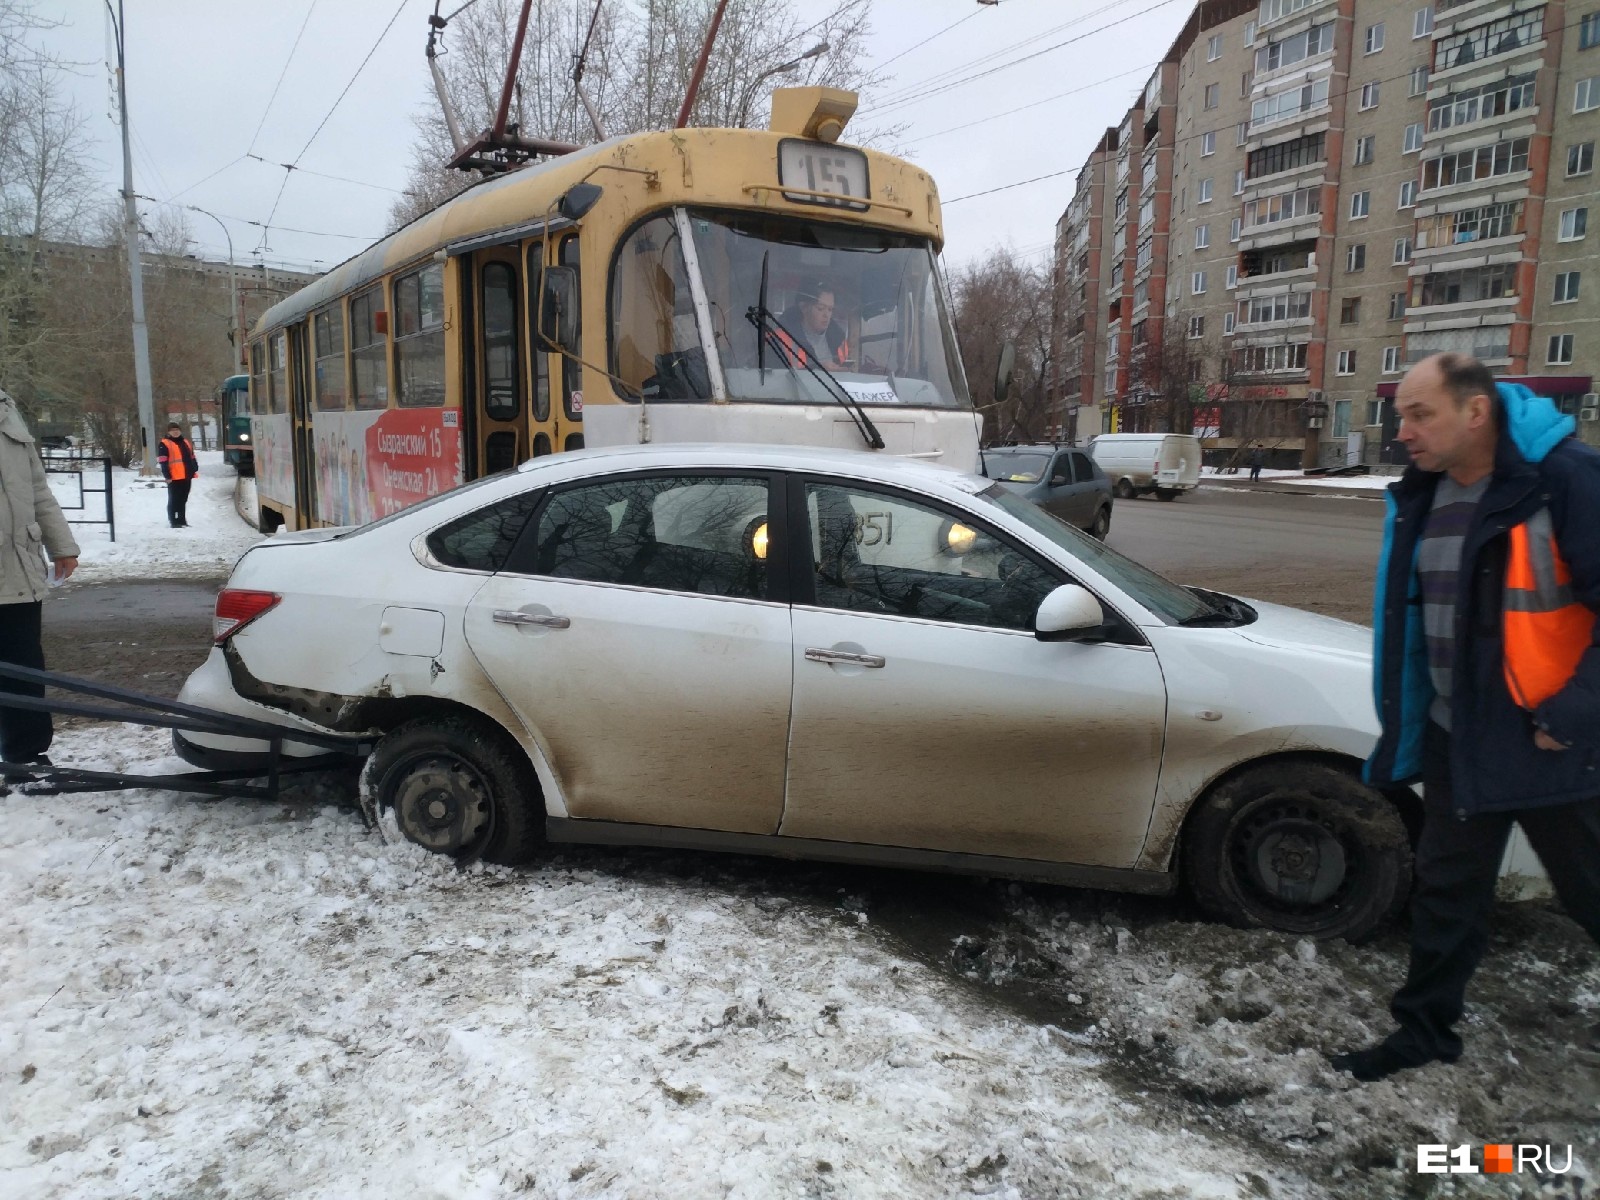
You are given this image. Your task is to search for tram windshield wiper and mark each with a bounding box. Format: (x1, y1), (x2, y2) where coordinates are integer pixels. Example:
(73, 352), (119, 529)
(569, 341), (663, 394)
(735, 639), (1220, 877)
(745, 253), (884, 451)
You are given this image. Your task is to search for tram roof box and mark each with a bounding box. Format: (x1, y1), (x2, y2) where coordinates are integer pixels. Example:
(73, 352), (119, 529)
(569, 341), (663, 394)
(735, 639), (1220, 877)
(771, 87), (857, 144)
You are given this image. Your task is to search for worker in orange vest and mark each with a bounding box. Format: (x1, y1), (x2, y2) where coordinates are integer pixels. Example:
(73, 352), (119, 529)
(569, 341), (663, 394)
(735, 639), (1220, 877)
(157, 422), (199, 528)
(774, 282), (850, 371)
(1334, 354), (1600, 1082)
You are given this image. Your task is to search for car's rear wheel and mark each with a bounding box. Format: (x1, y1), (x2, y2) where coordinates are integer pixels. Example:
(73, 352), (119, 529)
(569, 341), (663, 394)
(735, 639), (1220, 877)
(1089, 506), (1112, 540)
(1183, 762), (1411, 942)
(1114, 479), (1136, 500)
(359, 715), (541, 865)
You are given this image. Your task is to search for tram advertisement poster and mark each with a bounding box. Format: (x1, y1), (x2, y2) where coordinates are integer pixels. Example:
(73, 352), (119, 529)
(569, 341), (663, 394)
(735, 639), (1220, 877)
(365, 408), (464, 518)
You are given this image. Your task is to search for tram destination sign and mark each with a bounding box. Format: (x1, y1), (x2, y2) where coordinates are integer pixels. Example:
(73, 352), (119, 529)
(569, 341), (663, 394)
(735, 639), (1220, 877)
(778, 140), (869, 211)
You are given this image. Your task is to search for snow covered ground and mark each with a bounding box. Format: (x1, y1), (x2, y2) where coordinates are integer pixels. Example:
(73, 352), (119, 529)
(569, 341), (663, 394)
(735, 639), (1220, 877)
(1199, 467), (1396, 493)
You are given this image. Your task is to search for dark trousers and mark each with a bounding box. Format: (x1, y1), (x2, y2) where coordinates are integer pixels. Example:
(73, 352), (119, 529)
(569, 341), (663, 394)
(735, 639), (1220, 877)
(1389, 722), (1600, 1060)
(0, 600), (52, 762)
(1249, 466), (1262, 481)
(167, 478), (192, 526)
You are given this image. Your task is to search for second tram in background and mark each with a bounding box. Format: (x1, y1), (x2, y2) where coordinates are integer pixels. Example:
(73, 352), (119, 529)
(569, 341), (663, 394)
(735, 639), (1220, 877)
(218, 374), (254, 475)
(244, 88), (979, 532)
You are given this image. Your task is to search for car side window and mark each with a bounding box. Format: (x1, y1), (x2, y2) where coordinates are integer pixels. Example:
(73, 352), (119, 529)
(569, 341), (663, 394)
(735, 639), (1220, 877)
(805, 482), (1058, 631)
(523, 475), (771, 599)
(1051, 454), (1075, 484)
(427, 491), (541, 571)
(1069, 451), (1095, 483)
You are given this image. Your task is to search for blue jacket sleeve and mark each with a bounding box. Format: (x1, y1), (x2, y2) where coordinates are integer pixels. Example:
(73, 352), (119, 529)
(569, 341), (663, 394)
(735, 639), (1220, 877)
(1534, 441), (1600, 750)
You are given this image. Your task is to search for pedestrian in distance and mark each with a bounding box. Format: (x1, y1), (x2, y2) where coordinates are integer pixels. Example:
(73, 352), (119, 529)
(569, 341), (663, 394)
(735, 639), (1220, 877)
(1248, 445), (1265, 482)
(0, 387), (80, 792)
(1331, 352), (1600, 1083)
(158, 421), (198, 528)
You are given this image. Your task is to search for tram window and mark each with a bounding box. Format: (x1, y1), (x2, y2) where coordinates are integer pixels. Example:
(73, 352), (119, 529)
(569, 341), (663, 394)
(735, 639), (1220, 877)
(249, 340), (267, 414)
(525, 241), (552, 422)
(269, 331), (288, 415)
(395, 263), (446, 408)
(609, 214), (710, 401)
(564, 432), (584, 451)
(350, 284), (388, 410)
(559, 236), (582, 421)
(481, 262), (519, 421)
(426, 489), (540, 572)
(532, 432), (553, 457)
(313, 304), (348, 411)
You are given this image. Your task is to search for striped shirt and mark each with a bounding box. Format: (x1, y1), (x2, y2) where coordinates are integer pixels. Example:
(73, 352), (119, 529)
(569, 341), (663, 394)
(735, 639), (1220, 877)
(1419, 474), (1490, 730)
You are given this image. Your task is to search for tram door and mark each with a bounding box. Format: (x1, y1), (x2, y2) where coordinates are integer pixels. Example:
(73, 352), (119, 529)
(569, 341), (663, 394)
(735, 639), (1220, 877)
(287, 323), (316, 529)
(554, 232), (585, 451)
(472, 247), (527, 475)
(523, 238), (565, 458)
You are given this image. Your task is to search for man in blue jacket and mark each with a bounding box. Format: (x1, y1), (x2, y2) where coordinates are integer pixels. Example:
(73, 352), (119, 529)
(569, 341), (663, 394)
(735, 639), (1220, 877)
(1331, 353), (1600, 1082)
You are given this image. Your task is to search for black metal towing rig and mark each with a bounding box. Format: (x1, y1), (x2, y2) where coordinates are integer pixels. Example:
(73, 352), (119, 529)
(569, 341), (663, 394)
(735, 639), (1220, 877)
(0, 663), (372, 799)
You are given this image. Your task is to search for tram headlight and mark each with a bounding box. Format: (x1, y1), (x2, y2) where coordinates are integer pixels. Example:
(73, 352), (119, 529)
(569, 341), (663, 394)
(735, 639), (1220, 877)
(939, 519), (977, 556)
(239, 431), (250, 442)
(743, 517), (769, 561)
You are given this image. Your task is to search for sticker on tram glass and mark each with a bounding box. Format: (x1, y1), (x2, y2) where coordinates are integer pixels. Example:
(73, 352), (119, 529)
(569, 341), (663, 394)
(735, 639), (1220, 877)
(570, 390), (583, 413)
(777, 139), (869, 210)
(841, 381), (901, 406)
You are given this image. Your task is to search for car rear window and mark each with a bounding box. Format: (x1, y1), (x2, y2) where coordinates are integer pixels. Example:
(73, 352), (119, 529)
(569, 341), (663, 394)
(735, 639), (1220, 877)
(427, 492), (541, 571)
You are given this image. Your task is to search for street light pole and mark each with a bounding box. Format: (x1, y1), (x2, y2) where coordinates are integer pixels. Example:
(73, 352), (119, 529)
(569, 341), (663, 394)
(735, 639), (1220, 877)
(108, 0), (158, 475)
(736, 42), (829, 128)
(185, 205), (241, 376)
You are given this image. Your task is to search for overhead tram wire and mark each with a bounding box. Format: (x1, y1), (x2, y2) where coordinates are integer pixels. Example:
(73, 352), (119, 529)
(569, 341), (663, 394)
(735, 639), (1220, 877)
(902, 63), (1156, 146)
(793, 0), (870, 43)
(246, 154), (404, 195)
(135, 193), (380, 244)
(876, 6), (987, 72)
(256, 0), (411, 250)
(248, 0), (319, 157)
(168, 155), (248, 203)
(942, 6), (1600, 208)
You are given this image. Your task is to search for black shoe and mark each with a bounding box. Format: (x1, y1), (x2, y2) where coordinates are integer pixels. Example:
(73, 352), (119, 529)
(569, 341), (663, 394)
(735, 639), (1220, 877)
(1329, 1040), (1459, 1082)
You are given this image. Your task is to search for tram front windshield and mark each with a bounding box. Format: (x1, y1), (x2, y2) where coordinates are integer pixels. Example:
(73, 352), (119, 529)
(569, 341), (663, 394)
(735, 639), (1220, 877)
(609, 208), (971, 410)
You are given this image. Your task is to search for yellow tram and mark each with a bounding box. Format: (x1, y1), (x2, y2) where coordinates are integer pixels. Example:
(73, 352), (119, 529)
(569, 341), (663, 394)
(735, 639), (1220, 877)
(247, 88), (977, 531)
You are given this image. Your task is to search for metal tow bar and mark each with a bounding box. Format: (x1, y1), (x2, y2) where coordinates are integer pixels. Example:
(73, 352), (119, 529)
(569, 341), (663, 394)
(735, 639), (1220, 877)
(0, 663), (373, 800)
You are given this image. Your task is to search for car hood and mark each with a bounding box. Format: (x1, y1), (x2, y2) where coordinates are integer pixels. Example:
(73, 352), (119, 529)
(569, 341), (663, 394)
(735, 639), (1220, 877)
(1233, 597), (1371, 661)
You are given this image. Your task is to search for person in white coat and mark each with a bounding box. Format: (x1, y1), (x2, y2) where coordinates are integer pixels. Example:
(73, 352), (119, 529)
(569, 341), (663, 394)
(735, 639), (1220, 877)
(0, 388), (79, 779)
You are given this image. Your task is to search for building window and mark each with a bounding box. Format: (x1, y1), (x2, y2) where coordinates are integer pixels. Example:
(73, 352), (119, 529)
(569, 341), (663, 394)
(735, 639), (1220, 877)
(1336, 350), (1357, 375)
(1234, 168), (1246, 194)
(1224, 264), (1239, 289)
(1245, 19), (1257, 45)
(1225, 311), (1237, 333)
(1241, 70), (1253, 97)
(1427, 74), (1535, 134)
(1189, 314), (1206, 338)
(1198, 177), (1213, 202)
(1422, 136), (1531, 189)
(1202, 130), (1216, 155)
(1560, 207), (1589, 240)
(1196, 223), (1210, 248)
(1208, 33), (1223, 60)
(1578, 76), (1600, 113)
(1394, 236), (1413, 263)
(1341, 297), (1362, 324)
(1230, 216), (1243, 241)
(1569, 142), (1595, 176)
(1192, 271), (1208, 294)
(1360, 82), (1380, 110)
(1404, 123), (1424, 153)
(1237, 121), (1249, 146)
(1333, 398), (1352, 438)
(1115, 190), (1129, 218)
(1366, 22), (1385, 54)
(1205, 82), (1220, 109)
(1581, 12), (1600, 50)
(1413, 263), (1519, 306)
(1247, 131), (1326, 179)
(1399, 180), (1419, 208)
(1389, 290), (1407, 319)
(1251, 77), (1331, 126)
(1241, 292), (1312, 323)
(1348, 244), (1367, 271)
(1411, 66), (1429, 97)
(1351, 190), (1371, 218)
(1255, 22), (1335, 73)
(1435, 10), (1546, 72)
(1354, 134), (1375, 165)
(1383, 345), (1402, 373)
(1548, 334), (1575, 365)
(1554, 271), (1581, 303)
(1414, 7), (1434, 39)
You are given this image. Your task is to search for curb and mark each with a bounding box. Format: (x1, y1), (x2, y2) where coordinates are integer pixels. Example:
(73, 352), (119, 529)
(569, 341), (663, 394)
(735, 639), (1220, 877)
(1199, 476), (1396, 499)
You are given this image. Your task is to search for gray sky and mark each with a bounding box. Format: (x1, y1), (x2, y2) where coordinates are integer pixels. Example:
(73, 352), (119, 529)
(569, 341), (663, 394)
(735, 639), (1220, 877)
(42, 0), (1189, 273)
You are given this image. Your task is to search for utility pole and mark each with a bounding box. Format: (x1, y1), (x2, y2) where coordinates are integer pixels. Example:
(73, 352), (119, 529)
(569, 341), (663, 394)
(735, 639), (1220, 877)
(108, 0), (158, 475)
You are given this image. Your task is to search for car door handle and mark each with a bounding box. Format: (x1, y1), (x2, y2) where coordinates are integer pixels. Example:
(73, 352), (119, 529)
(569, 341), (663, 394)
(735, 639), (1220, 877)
(805, 647), (885, 668)
(493, 609), (571, 629)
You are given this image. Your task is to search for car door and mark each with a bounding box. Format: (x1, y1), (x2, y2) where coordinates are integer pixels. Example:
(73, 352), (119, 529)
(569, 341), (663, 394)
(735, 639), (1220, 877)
(1068, 450), (1104, 524)
(463, 470), (791, 833)
(1047, 450), (1093, 527)
(780, 477), (1168, 868)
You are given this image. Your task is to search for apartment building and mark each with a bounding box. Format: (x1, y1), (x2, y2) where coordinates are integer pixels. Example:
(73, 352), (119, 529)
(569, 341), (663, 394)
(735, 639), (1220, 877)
(1050, 0), (1600, 465)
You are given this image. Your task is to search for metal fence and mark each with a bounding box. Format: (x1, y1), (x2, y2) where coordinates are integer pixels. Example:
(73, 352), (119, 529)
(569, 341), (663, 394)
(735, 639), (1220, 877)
(41, 451), (115, 542)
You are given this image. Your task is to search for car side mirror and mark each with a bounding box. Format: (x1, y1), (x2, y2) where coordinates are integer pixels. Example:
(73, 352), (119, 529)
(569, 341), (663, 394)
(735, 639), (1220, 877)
(539, 266), (579, 355)
(994, 340), (1016, 406)
(1050, 472), (1071, 486)
(1035, 584), (1111, 642)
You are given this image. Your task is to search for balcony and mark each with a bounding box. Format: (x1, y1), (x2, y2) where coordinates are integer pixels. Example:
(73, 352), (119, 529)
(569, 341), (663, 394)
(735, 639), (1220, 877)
(1404, 327), (1512, 364)
(1257, 0), (1333, 36)
(1431, 9), (1545, 80)
(1408, 263), (1520, 314)
(1414, 202), (1525, 253)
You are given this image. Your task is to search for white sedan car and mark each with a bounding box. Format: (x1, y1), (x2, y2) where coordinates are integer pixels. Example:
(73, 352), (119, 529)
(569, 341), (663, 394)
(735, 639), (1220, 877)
(177, 444), (1411, 940)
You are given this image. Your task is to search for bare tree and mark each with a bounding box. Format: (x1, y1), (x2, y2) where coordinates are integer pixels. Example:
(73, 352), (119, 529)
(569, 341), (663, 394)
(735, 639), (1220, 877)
(949, 250), (1054, 445)
(391, 0), (877, 229)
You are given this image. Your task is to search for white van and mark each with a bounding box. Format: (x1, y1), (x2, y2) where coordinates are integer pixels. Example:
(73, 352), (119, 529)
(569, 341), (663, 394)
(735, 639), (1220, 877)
(1089, 433), (1202, 501)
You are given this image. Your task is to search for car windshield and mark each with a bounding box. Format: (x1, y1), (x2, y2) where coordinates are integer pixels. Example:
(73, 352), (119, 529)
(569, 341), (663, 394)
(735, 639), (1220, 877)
(982, 451), (1052, 483)
(977, 485), (1215, 624)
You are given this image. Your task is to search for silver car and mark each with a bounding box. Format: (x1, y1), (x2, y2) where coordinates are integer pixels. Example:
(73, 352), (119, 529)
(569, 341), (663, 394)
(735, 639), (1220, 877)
(980, 445), (1114, 539)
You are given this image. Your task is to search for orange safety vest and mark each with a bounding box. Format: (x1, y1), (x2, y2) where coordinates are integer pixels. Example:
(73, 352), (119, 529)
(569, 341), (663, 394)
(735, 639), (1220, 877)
(159, 437), (192, 481)
(771, 325), (849, 370)
(1503, 509), (1595, 709)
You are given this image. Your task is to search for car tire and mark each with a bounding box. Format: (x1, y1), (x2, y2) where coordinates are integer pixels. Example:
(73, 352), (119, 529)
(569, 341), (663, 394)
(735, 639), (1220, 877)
(1090, 506), (1112, 540)
(1182, 762), (1411, 942)
(1155, 488), (1180, 501)
(359, 714), (542, 865)
(1114, 479), (1136, 500)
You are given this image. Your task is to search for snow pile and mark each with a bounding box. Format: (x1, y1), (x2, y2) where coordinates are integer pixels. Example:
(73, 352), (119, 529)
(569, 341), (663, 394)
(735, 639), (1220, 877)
(45, 450), (263, 583)
(1199, 467), (1396, 492)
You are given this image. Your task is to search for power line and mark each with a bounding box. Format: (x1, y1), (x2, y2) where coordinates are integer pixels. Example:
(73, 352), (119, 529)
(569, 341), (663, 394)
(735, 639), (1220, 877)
(167, 156), (248, 203)
(248, 0), (320, 156)
(903, 64), (1155, 146)
(246, 153), (404, 195)
(135, 193), (378, 242)
(877, 6), (986, 72)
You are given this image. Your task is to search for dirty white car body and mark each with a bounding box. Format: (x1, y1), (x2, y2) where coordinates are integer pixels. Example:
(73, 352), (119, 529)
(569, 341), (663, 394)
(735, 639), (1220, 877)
(180, 443), (1416, 939)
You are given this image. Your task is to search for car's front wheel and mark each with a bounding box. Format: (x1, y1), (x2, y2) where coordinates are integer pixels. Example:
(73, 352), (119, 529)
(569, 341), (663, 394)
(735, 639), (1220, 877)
(1183, 762), (1411, 941)
(1089, 506), (1112, 540)
(359, 714), (541, 864)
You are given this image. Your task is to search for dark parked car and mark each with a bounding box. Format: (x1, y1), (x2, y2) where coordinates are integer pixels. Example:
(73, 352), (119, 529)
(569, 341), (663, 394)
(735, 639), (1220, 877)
(979, 445), (1114, 539)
